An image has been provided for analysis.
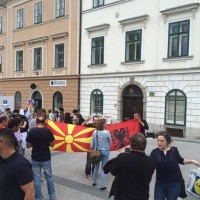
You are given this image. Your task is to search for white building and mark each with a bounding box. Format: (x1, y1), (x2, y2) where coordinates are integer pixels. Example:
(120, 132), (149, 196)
(80, 0), (200, 139)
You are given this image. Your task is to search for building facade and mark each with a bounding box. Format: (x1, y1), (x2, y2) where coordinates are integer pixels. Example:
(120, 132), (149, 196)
(80, 0), (200, 138)
(0, 0), (80, 113)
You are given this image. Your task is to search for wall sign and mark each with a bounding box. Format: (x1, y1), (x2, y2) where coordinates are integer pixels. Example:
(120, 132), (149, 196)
(50, 80), (67, 86)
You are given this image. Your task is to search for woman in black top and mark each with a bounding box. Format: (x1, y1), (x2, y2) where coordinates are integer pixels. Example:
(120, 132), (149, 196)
(150, 131), (200, 200)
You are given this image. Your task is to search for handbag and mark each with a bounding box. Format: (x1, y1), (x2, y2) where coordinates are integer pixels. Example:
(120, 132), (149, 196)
(187, 168), (200, 198)
(90, 131), (102, 164)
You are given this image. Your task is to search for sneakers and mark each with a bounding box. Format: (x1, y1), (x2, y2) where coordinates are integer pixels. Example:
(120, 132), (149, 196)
(100, 187), (107, 190)
(92, 183), (96, 186)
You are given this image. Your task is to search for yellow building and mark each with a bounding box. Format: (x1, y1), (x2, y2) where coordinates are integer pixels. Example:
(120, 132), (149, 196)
(0, 0), (80, 113)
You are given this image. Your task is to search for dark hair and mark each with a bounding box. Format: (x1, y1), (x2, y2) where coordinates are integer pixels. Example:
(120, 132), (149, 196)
(93, 115), (99, 121)
(36, 117), (46, 124)
(20, 115), (27, 120)
(130, 133), (147, 151)
(156, 131), (172, 145)
(37, 108), (46, 117)
(96, 119), (106, 130)
(0, 116), (8, 123)
(0, 128), (16, 146)
(73, 109), (78, 113)
(13, 108), (19, 114)
(59, 108), (64, 113)
(48, 109), (52, 113)
(7, 118), (21, 129)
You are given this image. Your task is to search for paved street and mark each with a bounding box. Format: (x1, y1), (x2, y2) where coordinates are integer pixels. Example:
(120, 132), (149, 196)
(25, 138), (200, 200)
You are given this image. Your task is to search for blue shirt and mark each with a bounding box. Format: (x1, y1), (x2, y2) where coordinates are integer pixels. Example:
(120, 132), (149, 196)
(91, 129), (111, 150)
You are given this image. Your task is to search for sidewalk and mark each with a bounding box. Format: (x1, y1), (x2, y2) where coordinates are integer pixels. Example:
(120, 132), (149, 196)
(25, 137), (200, 200)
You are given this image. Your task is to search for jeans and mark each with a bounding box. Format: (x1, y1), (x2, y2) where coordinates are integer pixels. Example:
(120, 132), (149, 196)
(92, 150), (110, 188)
(154, 180), (181, 200)
(32, 159), (56, 200)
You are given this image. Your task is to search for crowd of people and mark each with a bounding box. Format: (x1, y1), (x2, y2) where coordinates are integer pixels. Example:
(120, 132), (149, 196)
(0, 107), (200, 200)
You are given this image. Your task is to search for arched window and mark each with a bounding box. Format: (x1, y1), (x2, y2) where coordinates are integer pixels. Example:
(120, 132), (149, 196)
(15, 91), (22, 108)
(53, 92), (63, 112)
(165, 89), (186, 126)
(32, 91), (42, 112)
(90, 89), (103, 115)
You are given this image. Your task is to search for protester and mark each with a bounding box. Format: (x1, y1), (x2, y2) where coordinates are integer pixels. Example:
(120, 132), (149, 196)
(8, 118), (23, 154)
(105, 133), (155, 200)
(134, 113), (149, 137)
(58, 107), (65, 122)
(26, 116), (56, 200)
(0, 128), (34, 200)
(20, 115), (29, 156)
(91, 119), (111, 190)
(0, 115), (8, 128)
(48, 109), (55, 121)
(82, 115), (99, 179)
(29, 108), (46, 129)
(72, 109), (85, 125)
(150, 131), (200, 200)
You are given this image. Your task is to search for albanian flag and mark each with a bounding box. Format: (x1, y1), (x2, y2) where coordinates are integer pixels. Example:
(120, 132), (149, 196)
(46, 119), (140, 152)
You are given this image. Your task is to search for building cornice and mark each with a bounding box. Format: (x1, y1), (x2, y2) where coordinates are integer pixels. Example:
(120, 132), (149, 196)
(82, 0), (133, 14)
(80, 67), (200, 78)
(0, 75), (79, 82)
(13, 41), (26, 47)
(160, 3), (199, 22)
(27, 36), (49, 45)
(85, 23), (110, 37)
(118, 15), (149, 30)
(50, 32), (68, 39)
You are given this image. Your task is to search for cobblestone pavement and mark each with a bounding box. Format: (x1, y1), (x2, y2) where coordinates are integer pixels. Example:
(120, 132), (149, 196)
(25, 137), (200, 200)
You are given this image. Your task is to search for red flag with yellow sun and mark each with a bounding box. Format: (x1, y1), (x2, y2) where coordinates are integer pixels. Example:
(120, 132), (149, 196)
(46, 119), (140, 152)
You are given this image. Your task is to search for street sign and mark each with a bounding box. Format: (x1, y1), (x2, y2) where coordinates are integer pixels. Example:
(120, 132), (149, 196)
(50, 80), (67, 86)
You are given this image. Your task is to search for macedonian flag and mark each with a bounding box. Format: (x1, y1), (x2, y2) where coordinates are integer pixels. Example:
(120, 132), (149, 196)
(46, 119), (140, 152)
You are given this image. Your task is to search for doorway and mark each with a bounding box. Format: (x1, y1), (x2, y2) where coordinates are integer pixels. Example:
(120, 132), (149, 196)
(32, 91), (42, 112)
(122, 85), (143, 121)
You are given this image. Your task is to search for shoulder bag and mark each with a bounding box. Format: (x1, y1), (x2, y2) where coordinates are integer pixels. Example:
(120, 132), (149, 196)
(90, 131), (102, 164)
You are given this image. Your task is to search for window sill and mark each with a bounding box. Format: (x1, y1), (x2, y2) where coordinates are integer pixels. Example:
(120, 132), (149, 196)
(121, 60), (145, 65)
(52, 67), (66, 70)
(15, 70), (24, 73)
(88, 64), (107, 68)
(163, 55), (193, 62)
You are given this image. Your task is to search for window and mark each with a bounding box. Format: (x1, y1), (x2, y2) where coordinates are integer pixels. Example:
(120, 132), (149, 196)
(15, 91), (22, 108)
(90, 89), (103, 115)
(168, 20), (190, 57)
(93, 0), (104, 8)
(55, 43), (64, 68)
(53, 92), (63, 112)
(34, 47), (42, 70)
(17, 8), (24, 29)
(165, 89), (186, 126)
(34, 2), (42, 24)
(56, 0), (65, 17)
(91, 37), (104, 65)
(16, 50), (23, 71)
(125, 29), (142, 61)
(0, 17), (2, 34)
(0, 54), (2, 72)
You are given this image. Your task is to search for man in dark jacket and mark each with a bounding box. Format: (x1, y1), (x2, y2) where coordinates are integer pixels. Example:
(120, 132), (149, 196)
(106, 133), (155, 200)
(134, 113), (149, 137)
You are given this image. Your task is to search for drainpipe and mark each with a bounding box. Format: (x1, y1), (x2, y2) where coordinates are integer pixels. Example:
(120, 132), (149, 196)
(78, 0), (82, 111)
